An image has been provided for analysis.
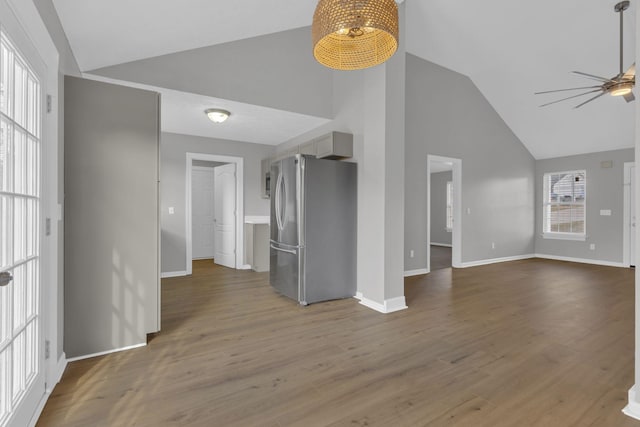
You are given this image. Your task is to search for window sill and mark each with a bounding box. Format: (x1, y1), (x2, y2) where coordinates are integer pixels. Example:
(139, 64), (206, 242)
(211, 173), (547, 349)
(542, 233), (586, 241)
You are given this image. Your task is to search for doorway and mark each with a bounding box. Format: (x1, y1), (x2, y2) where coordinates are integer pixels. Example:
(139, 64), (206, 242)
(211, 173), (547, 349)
(624, 162), (635, 267)
(427, 155), (462, 272)
(0, 22), (47, 427)
(185, 153), (245, 275)
(191, 161), (223, 261)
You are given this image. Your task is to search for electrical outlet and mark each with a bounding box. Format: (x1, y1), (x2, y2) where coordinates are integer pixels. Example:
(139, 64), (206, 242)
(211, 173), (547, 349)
(410, 250), (415, 258)
(589, 243), (596, 250)
(491, 242), (496, 250)
(168, 207), (175, 215)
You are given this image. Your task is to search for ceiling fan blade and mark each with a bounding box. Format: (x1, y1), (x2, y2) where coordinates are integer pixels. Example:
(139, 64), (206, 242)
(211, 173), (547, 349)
(623, 91), (635, 102)
(623, 63), (636, 80)
(539, 89), (602, 107)
(535, 85), (602, 95)
(573, 91), (607, 109)
(571, 71), (612, 82)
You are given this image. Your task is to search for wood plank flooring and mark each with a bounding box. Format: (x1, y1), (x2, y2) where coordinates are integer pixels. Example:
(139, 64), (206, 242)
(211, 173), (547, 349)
(37, 259), (638, 426)
(430, 245), (452, 271)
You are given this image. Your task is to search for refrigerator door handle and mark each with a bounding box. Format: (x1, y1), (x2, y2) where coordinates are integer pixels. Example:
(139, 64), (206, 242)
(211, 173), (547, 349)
(270, 243), (297, 255)
(280, 171), (287, 230)
(275, 172), (284, 231)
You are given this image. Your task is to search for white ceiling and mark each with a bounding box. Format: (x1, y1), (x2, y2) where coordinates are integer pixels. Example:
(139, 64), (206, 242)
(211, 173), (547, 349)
(53, 0), (637, 158)
(406, 0), (637, 159)
(83, 74), (330, 145)
(52, 0), (317, 71)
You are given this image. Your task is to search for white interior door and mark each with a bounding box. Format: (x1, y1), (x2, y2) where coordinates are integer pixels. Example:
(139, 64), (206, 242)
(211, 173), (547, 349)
(631, 165), (636, 267)
(0, 29), (44, 427)
(192, 167), (215, 260)
(214, 163), (236, 268)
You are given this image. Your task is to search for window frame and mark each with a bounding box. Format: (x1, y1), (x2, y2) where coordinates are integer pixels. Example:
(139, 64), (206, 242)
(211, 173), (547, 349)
(446, 180), (453, 232)
(542, 169), (586, 241)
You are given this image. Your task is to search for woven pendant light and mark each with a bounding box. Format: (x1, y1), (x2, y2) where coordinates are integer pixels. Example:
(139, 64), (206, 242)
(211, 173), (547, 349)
(312, 0), (399, 71)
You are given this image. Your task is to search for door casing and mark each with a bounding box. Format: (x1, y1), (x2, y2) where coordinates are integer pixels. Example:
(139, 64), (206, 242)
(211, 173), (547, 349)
(185, 153), (246, 274)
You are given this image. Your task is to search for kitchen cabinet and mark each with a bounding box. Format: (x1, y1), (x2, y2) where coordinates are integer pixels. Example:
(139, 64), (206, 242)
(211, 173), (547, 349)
(299, 141), (317, 156)
(314, 131), (353, 159)
(244, 217), (270, 272)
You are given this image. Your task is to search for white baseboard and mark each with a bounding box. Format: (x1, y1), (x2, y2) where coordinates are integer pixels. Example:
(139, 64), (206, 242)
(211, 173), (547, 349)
(359, 296), (408, 314)
(431, 242), (452, 248)
(354, 292), (363, 300)
(239, 264), (252, 270)
(52, 353), (67, 389)
(28, 391), (50, 427)
(28, 353), (68, 427)
(404, 268), (429, 277)
(459, 254), (535, 268)
(161, 270), (187, 278)
(404, 253), (625, 275)
(623, 387), (640, 420)
(66, 342), (146, 363)
(534, 253), (626, 268)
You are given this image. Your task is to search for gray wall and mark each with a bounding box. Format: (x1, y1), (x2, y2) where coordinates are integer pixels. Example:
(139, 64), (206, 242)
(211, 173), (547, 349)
(34, 0), (82, 360)
(90, 27), (333, 119)
(534, 148), (634, 263)
(65, 77), (159, 358)
(161, 132), (274, 273)
(431, 171), (452, 245)
(405, 54), (536, 270)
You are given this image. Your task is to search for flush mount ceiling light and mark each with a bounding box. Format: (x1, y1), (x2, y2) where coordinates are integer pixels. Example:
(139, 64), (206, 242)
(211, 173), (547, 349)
(312, 0), (399, 71)
(205, 108), (231, 123)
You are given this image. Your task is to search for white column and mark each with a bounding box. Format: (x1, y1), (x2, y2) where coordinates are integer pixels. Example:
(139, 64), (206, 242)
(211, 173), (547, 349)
(623, 3), (640, 421)
(356, 3), (407, 313)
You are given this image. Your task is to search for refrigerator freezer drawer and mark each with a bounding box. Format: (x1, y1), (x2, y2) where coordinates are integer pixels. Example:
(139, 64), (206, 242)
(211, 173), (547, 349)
(269, 242), (300, 303)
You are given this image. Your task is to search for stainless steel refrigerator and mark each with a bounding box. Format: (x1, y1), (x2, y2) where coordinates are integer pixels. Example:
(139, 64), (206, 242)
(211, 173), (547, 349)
(270, 154), (357, 305)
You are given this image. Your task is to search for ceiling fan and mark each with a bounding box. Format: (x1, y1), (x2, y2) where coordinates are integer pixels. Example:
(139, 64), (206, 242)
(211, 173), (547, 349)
(535, 1), (635, 109)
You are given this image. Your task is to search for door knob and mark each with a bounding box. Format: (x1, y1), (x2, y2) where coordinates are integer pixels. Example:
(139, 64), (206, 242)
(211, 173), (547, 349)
(0, 271), (13, 287)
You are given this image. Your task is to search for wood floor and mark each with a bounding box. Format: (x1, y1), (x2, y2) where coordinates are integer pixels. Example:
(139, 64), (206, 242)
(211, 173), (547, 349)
(430, 245), (452, 271)
(38, 259), (637, 426)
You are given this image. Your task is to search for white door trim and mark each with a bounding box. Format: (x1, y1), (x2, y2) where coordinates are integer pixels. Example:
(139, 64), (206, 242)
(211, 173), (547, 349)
(427, 155), (462, 272)
(185, 153), (246, 275)
(623, 162), (635, 267)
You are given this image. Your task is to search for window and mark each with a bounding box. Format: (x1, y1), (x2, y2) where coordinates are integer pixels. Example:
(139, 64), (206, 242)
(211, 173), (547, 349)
(543, 170), (586, 240)
(446, 181), (453, 231)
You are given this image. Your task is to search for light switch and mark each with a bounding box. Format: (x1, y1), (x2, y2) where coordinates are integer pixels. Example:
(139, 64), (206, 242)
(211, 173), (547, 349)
(600, 209), (611, 216)
(168, 207), (175, 215)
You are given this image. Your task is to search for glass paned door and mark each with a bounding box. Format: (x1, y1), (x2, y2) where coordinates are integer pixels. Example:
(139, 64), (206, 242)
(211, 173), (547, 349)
(0, 29), (42, 427)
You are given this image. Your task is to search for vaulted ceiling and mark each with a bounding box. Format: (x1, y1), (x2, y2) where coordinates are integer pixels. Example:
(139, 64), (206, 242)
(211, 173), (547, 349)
(52, 0), (636, 158)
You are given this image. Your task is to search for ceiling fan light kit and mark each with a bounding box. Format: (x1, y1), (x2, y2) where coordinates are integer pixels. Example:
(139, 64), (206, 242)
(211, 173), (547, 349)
(610, 81), (634, 96)
(535, 0), (635, 108)
(312, 0), (399, 71)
